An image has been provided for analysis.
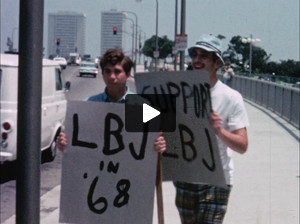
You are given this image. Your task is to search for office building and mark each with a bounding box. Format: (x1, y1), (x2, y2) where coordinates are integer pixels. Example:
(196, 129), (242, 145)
(101, 10), (126, 56)
(48, 11), (86, 58)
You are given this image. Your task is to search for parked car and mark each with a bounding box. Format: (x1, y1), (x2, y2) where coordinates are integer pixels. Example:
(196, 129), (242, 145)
(79, 61), (98, 78)
(0, 53), (71, 162)
(53, 57), (67, 69)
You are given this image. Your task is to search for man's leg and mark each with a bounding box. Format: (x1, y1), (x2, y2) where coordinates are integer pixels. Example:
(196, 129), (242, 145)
(197, 185), (232, 224)
(174, 182), (231, 224)
(174, 182), (199, 224)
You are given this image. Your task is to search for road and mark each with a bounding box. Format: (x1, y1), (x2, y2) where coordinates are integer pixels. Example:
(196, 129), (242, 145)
(0, 65), (113, 223)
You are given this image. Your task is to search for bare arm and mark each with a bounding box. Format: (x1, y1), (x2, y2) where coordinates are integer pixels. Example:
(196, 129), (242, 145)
(210, 110), (248, 154)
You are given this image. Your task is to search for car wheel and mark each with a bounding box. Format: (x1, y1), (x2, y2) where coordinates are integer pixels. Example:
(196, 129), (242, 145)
(42, 136), (57, 163)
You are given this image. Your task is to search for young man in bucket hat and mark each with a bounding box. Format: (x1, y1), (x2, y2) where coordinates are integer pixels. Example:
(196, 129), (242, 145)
(174, 34), (249, 224)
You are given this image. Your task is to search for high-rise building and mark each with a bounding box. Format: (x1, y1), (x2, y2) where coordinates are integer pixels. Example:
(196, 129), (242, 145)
(48, 11), (86, 58)
(101, 10), (126, 56)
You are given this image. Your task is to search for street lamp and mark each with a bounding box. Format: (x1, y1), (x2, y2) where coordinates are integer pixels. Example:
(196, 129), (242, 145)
(174, 0), (178, 71)
(124, 17), (135, 60)
(242, 34), (261, 76)
(137, 25), (147, 64)
(137, 0), (158, 71)
(155, 0), (158, 71)
(122, 11), (138, 64)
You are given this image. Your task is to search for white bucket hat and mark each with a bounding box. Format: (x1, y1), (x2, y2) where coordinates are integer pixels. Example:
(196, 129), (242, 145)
(188, 34), (225, 65)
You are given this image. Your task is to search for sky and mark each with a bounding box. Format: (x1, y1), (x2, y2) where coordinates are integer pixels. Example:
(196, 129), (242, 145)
(1, 0), (299, 62)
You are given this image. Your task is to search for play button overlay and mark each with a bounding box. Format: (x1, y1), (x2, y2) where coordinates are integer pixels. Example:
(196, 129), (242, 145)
(125, 94), (176, 132)
(143, 103), (160, 123)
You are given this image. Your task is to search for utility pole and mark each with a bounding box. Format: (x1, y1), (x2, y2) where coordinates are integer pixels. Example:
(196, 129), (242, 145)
(179, 0), (186, 71)
(174, 0), (178, 71)
(16, 0), (44, 223)
(155, 0), (159, 71)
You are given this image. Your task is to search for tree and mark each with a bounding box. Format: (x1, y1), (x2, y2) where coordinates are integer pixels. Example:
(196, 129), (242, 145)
(219, 35), (299, 78)
(143, 35), (174, 59)
(216, 34), (226, 40)
(263, 61), (279, 74)
(275, 60), (300, 77)
(224, 35), (271, 73)
(223, 36), (247, 67)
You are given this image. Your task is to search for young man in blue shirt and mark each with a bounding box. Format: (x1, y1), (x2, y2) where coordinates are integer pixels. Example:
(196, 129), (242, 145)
(57, 48), (166, 153)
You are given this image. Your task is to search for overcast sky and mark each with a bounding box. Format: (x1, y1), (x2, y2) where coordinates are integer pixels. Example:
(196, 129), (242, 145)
(1, 0), (299, 62)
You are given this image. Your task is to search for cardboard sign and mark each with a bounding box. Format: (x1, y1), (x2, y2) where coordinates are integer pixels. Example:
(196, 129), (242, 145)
(135, 71), (226, 187)
(59, 101), (158, 224)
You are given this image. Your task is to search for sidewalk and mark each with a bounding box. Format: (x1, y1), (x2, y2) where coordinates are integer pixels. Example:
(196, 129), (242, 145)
(3, 100), (299, 224)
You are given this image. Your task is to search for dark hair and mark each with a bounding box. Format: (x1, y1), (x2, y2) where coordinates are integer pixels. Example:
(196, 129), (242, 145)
(225, 61), (231, 66)
(100, 48), (134, 75)
(211, 52), (220, 63)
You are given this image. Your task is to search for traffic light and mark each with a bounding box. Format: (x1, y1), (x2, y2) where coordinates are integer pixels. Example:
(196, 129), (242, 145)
(139, 42), (142, 49)
(113, 27), (117, 35)
(56, 38), (60, 46)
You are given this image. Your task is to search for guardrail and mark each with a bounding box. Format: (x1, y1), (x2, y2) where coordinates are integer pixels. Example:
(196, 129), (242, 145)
(227, 75), (300, 129)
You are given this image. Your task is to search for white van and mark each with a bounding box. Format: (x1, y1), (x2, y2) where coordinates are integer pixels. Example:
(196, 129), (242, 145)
(68, 53), (81, 65)
(0, 53), (70, 162)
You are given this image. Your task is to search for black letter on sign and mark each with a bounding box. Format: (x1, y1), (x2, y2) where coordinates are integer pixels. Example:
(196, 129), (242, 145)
(202, 128), (216, 171)
(103, 113), (125, 155)
(204, 83), (212, 113)
(72, 113), (98, 148)
(193, 84), (201, 118)
(129, 126), (148, 160)
(107, 161), (119, 174)
(181, 82), (192, 114)
(166, 82), (180, 112)
(179, 124), (196, 162)
(200, 83), (212, 118)
(87, 176), (108, 214)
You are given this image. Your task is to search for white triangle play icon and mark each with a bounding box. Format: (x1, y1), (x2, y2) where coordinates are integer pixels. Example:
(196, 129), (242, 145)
(143, 103), (160, 123)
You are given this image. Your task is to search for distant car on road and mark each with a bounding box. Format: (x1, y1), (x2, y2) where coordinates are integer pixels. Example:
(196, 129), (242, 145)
(68, 53), (81, 65)
(53, 57), (67, 69)
(79, 61), (98, 78)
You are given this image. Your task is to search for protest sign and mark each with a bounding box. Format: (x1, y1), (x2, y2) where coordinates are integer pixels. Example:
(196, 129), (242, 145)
(59, 101), (158, 224)
(135, 71), (226, 187)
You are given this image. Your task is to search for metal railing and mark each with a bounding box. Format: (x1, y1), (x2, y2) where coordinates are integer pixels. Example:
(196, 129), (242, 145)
(225, 75), (300, 129)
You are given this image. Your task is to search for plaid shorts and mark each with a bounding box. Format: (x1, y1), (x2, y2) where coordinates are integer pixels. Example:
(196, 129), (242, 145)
(174, 182), (232, 224)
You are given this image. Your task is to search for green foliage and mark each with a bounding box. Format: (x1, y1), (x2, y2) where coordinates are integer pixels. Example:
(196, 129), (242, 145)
(143, 35), (174, 59)
(141, 33), (299, 78)
(222, 35), (300, 76)
(263, 60), (300, 77)
(216, 34), (226, 40)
